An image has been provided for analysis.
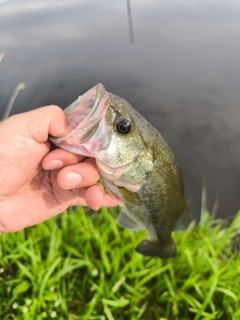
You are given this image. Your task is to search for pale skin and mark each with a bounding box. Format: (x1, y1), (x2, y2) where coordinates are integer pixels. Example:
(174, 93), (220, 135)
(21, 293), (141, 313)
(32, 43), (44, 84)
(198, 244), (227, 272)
(0, 105), (120, 233)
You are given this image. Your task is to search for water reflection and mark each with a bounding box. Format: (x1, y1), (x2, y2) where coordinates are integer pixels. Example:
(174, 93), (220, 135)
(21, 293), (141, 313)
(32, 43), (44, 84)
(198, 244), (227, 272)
(1, 0), (240, 219)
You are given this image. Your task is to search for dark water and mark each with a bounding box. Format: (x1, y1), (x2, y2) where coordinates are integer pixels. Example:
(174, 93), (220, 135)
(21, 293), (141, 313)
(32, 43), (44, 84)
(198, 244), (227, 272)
(1, 0), (240, 219)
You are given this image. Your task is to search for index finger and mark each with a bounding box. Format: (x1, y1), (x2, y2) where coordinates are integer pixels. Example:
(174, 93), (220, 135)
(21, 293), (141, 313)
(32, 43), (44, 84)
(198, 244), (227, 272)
(42, 148), (86, 170)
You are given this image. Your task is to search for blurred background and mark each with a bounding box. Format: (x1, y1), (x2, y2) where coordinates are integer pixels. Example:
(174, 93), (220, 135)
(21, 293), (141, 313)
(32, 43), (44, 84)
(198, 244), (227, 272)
(1, 0), (240, 220)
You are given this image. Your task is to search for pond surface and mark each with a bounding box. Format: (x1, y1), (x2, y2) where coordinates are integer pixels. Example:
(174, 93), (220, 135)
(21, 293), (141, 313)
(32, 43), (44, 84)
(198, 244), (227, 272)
(1, 0), (240, 219)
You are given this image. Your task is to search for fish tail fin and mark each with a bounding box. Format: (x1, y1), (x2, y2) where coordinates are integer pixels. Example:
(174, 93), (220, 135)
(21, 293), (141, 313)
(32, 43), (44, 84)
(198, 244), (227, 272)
(135, 239), (176, 259)
(174, 205), (192, 232)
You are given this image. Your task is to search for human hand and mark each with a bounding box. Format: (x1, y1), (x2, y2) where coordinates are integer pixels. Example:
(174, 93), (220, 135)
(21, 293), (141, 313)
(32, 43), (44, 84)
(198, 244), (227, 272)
(0, 106), (120, 233)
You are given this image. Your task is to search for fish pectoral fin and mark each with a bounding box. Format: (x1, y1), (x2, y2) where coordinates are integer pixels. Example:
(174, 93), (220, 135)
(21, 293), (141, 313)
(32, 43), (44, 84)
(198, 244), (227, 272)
(117, 186), (142, 206)
(117, 211), (142, 230)
(135, 239), (176, 259)
(174, 205), (192, 232)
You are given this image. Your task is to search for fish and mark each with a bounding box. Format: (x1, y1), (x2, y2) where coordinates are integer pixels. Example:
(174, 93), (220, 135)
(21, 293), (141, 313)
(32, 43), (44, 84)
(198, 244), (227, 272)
(50, 83), (191, 259)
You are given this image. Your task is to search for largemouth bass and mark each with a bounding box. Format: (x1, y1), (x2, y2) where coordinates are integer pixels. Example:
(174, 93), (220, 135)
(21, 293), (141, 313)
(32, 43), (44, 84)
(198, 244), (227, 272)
(50, 83), (191, 259)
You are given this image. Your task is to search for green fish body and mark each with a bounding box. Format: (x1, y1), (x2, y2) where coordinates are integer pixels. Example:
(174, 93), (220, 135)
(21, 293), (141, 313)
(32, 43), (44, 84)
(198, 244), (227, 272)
(50, 83), (191, 259)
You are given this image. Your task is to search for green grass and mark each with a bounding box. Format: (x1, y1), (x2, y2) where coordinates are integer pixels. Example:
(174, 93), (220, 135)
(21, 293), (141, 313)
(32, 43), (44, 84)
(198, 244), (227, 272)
(1, 207), (240, 320)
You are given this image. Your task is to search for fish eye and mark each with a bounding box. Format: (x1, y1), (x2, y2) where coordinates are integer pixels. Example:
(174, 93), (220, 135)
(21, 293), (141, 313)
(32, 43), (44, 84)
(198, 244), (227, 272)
(115, 118), (132, 134)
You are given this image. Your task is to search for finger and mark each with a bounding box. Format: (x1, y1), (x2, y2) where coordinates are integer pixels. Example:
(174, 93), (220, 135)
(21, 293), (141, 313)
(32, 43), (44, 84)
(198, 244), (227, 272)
(72, 183), (122, 210)
(2, 105), (70, 145)
(85, 183), (104, 210)
(71, 183), (103, 210)
(24, 105), (70, 142)
(85, 185), (123, 209)
(101, 193), (123, 207)
(42, 148), (86, 170)
(57, 157), (100, 189)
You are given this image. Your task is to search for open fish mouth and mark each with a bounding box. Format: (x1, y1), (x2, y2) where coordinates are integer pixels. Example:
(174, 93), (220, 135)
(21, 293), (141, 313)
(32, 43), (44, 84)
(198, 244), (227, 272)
(50, 83), (109, 148)
(64, 83), (106, 130)
(87, 83), (105, 120)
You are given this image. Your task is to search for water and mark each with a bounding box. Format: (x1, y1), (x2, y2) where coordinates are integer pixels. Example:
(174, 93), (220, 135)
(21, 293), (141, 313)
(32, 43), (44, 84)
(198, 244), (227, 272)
(1, 0), (240, 219)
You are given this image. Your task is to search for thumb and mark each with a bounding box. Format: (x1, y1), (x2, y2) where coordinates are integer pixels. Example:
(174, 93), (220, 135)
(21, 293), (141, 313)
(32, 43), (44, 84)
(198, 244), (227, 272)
(23, 105), (70, 143)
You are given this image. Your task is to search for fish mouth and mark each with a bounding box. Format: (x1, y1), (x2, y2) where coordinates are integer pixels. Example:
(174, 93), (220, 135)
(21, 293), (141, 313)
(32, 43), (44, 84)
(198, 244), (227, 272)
(64, 83), (107, 130)
(69, 83), (107, 144)
(86, 83), (105, 120)
(50, 83), (109, 147)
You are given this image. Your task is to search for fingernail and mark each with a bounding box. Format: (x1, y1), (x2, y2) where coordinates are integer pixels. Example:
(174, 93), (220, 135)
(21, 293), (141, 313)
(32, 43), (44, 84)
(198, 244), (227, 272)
(64, 171), (82, 188)
(44, 160), (63, 170)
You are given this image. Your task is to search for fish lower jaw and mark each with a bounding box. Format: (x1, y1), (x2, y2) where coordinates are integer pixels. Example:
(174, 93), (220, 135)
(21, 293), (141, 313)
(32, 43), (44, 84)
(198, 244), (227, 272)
(96, 161), (129, 182)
